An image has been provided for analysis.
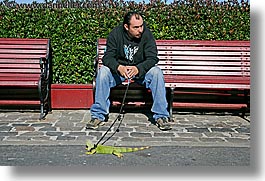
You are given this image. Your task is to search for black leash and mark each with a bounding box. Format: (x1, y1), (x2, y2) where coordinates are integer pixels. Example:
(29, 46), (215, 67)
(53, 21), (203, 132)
(94, 78), (131, 147)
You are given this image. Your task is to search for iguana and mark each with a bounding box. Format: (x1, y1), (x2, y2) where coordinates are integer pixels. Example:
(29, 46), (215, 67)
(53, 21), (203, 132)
(85, 140), (150, 158)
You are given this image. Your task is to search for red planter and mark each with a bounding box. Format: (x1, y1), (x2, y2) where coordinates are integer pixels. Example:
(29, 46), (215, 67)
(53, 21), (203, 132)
(51, 84), (93, 109)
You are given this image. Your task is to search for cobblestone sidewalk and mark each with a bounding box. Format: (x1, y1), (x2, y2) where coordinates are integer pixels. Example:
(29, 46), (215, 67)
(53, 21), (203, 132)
(0, 110), (250, 147)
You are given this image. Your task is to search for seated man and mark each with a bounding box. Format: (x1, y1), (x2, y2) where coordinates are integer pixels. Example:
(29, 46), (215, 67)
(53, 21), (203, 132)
(87, 11), (171, 131)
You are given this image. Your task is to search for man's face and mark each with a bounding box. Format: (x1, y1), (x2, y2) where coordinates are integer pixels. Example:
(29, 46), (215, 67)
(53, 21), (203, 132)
(124, 15), (144, 39)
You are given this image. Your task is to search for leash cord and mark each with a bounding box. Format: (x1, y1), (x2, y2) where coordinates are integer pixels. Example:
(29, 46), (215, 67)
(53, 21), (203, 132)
(94, 79), (131, 147)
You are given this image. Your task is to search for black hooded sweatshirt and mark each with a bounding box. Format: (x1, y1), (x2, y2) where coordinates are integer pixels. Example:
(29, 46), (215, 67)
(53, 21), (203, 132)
(102, 22), (159, 79)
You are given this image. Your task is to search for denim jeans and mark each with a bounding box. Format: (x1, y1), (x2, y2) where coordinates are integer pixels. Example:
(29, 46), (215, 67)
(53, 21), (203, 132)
(90, 65), (169, 121)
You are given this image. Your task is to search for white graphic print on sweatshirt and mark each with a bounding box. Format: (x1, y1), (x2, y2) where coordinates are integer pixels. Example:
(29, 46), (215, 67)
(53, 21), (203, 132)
(124, 44), (139, 62)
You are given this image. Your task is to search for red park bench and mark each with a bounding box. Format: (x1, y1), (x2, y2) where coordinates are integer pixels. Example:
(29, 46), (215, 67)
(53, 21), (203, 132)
(95, 38), (250, 119)
(0, 38), (52, 120)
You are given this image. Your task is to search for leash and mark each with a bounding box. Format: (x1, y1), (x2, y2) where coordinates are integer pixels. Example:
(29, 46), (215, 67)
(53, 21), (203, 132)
(94, 78), (131, 147)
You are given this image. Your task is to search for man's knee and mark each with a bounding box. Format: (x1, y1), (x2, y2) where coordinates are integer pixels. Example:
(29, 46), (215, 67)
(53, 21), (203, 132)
(148, 66), (163, 77)
(97, 66), (112, 79)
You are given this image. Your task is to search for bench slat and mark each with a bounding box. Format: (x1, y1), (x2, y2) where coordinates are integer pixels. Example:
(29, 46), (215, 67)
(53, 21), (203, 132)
(0, 49), (48, 54)
(164, 75), (250, 82)
(156, 46), (250, 51)
(163, 70), (249, 76)
(0, 44), (47, 49)
(0, 81), (39, 86)
(0, 100), (40, 105)
(157, 50), (250, 56)
(155, 40), (250, 46)
(172, 102), (247, 109)
(0, 38), (49, 45)
(0, 54), (47, 59)
(0, 64), (40, 68)
(0, 73), (41, 77)
(0, 59), (40, 64)
(160, 65), (250, 71)
(165, 83), (249, 89)
(158, 60), (250, 66)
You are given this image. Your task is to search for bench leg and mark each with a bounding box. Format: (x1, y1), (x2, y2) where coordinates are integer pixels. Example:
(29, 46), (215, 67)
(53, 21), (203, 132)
(169, 87), (174, 121)
(38, 79), (50, 120)
(39, 103), (45, 120)
(241, 89), (250, 118)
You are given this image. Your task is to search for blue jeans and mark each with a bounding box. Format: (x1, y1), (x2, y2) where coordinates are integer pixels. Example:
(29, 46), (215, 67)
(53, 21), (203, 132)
(90, 65), (169, 121)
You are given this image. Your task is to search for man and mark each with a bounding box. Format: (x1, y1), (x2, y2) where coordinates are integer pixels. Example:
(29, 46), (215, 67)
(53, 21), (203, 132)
(87, 11), (172, 131)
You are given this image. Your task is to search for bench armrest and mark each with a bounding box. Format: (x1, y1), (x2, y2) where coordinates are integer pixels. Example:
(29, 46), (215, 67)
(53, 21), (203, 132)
(39, 57), (50, 81)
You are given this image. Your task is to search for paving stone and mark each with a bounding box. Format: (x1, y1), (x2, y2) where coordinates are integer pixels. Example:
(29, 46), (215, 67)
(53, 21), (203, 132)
(39, 127), (57, 131)
(0, 132), (18, 137)
(153, 132), (175, 137)
(134, 125), (156, 132)
(11, 123), (30, 127)
(120, 137), (143, 142)
(199, 137), (226, 143)
(171, 137), (199, 142)
(19, 131), (45, 137)
(0, 122), (8, 126)
(177, 132), (203, 138)
(0, 126), (12, 132)
(46, 132), (64, 137)
(130, 132), (152, 137)
(230, 132), (250, 139)
(76, 135), (95, 141)
(30, 136), (51, 141)
(56, 135), (76, 141)
(225, 137), (250, 143)
(67, 132), (86, 136)
(170, 127), (186, 133)
(172, 123), (195, 128)
(143, 137), (171, 142)
(59, 126), (83, 131)
(5, 136), (32, 141)
(203, 132), (231, 138)
(114, 126), (134, 132)
(31, 123), (53, 127)
(14, 126), (35, 132)
(126, 123), (149, 127)
(87, 131), (103, 138)
(186, 127), (210, 133)
(210, 127), (234, 132)
(235, 127), (250, 133)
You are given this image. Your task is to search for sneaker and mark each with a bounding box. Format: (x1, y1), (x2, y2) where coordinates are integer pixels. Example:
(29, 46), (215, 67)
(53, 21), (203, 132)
(155, 117), (172, 131)
(86, 118), (105, 130)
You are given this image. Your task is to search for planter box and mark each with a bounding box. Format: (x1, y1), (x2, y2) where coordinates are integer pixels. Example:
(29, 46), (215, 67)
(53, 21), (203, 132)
(51, 84), (93, 109)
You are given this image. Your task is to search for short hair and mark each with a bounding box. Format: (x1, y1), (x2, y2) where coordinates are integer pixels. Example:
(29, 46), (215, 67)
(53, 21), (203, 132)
(123, 11), (142, 26)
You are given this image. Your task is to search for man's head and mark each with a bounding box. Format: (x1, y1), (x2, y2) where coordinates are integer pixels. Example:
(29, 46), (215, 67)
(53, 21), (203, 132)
(123, 11), (144, 39)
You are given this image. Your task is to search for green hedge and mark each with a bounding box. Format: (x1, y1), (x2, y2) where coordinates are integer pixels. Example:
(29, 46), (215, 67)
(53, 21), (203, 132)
(0, 0), (250, 84)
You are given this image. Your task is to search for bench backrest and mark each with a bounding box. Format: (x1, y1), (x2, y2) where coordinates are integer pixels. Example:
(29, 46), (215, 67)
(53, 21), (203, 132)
(96, 38), (250, 89)
(0, 38), (51, 85)
(96, 39), (249, 76)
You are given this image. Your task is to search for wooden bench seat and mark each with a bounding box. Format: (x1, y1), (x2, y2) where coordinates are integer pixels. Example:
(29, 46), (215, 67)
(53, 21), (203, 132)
(95, 38), (250, 118)
(0, 38), (52, 119)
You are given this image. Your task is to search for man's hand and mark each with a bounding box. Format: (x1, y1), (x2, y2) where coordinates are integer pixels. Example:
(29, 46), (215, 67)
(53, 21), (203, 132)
(117, 65), (139, 79)
(117, 65), (129, 78)
(126, 66), (139, 79)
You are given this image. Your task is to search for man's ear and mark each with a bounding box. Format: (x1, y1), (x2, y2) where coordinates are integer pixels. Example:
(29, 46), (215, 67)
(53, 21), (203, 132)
(124, 24), (129, 31)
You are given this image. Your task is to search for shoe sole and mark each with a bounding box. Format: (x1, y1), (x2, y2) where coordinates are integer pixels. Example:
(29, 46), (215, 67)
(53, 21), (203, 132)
(156, 123), (172, 131)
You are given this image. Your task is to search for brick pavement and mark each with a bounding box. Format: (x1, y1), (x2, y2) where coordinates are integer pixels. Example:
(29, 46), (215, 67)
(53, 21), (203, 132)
(0, 110), (250, 147)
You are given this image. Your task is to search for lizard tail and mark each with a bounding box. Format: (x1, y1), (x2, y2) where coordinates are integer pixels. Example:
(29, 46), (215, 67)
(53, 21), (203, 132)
(119, 146), (150, 153)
